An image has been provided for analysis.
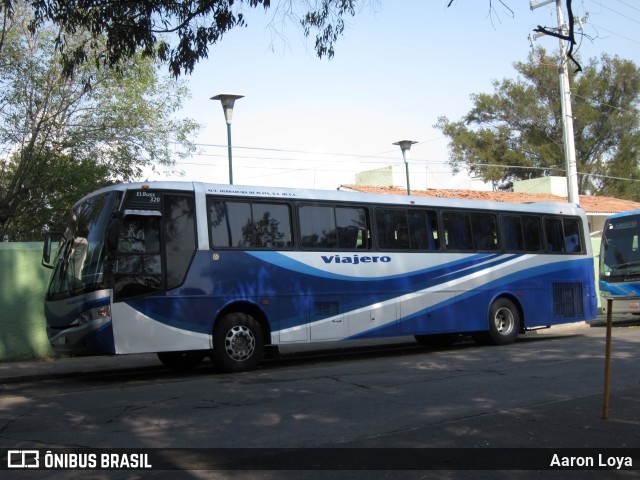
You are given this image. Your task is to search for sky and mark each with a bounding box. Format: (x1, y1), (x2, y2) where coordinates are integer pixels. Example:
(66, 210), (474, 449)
(146, 0), (640, 192)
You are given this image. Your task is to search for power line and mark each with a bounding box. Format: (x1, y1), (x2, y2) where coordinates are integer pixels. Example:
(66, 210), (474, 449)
(590, 0), (640, 24)
(176, 150), (448, 166)
(588, 22), (640, 46)
(166, 154), (640, 185)
(185, 136), (448, 163)
(613, 0), (640, 15)
(571, 93), (636, 114)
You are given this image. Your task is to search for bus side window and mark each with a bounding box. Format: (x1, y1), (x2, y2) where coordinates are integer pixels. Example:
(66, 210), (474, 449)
(251, 203), (292, 248)
(376, 209), (438, 251)
(562, 218), (583, 254)
(443, 212), (473, 251)
(408, 210), (440, 251)
(209, 200), (293, 249)
(335, 207), (368, 250)
(299, 205), (336, 249)
(501, 215), (525, 251)
(209, 201), (252, 248)
(471, 213), (498, 251)
(544, 218), (565, 253)
(376, 209), (408, 250)
(164, 194), (196, 289)
(522, 216), (542, 252)
(544, 217), (583, 254)
(300, 205), (368, 250)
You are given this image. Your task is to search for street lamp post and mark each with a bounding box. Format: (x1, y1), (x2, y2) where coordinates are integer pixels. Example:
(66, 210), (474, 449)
(211, 94), (244, 185)
(393, 140), (417, 195)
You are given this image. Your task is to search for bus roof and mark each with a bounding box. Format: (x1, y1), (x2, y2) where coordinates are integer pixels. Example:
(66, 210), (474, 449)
(82, 181), (587, 216)
(605, 209), (640, 220)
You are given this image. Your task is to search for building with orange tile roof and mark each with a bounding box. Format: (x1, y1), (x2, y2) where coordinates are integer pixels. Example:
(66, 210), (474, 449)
(339, 176), (640, 236)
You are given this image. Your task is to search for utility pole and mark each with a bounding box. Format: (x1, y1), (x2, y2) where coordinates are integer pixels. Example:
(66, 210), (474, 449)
(530, 0), (580, 204)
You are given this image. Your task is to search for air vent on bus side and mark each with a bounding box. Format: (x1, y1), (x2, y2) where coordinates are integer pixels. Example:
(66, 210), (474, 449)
(552, 282), (585, 318)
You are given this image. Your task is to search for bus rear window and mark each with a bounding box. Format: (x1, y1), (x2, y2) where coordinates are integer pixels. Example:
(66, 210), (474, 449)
(544, 217), (583, 254)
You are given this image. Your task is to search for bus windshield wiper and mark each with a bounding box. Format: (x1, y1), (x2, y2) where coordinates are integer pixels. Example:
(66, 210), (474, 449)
(610, 261), (640, 272)
(56, 235), (73, 279)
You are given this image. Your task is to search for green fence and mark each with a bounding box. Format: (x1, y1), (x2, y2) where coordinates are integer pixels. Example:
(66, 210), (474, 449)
(0, 242), (55, 360)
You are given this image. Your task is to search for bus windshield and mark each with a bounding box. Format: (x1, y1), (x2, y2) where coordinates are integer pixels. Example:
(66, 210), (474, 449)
(600, 213), (640, 279)
(47, 191), (121, 299)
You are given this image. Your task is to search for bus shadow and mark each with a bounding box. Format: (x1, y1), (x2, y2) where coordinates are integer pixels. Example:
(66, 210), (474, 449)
(16, 323), (634, 387)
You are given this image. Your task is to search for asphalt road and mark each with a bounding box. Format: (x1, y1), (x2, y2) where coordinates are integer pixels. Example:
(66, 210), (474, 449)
(1, 321), (639, 479)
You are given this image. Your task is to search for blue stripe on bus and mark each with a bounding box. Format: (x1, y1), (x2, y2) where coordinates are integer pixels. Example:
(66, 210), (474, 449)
(121, 251), (569, 336)
(600, 281), (640, 296)
(347, 257), (596, 339)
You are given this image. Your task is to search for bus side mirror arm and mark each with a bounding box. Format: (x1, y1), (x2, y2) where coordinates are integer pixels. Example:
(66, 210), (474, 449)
(42, 233), (54, 268)
(106, 212), (120, 255)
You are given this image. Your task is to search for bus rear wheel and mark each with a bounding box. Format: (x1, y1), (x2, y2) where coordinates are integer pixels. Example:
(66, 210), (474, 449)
(482, 298), (520, 345)
(213, 312), (264, 373)
(473, 298), (521, 345)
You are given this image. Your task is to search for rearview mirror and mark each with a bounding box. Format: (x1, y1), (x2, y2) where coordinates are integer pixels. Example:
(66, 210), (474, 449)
(42, 233), (58, 268)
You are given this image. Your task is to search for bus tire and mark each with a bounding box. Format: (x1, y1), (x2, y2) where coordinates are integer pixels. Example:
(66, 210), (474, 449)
(484, 298), (520, 345)
(157, 351), (206, 370)
(213, 312), (264, 372)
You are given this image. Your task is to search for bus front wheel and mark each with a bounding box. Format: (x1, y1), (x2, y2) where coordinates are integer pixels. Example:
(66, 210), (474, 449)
(213, 313), (264, 372)
(475, 298), (520, 346)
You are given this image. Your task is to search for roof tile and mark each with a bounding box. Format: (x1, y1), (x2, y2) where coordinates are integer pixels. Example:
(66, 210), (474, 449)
(341, 185), (640, 215)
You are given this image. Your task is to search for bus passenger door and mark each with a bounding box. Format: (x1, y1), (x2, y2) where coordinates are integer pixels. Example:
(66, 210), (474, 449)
(111, 211), (164, 301)
(111, 191), (201, 354)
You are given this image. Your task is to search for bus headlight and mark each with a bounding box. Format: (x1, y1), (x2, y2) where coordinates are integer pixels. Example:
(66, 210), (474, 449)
(72, 305), (111, 326)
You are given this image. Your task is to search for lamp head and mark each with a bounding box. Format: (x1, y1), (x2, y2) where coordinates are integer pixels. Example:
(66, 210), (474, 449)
(211, 94), (244, 124)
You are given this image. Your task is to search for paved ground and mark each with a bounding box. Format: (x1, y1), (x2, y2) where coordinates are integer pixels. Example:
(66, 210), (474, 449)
(0, 318), (638, 479)
(1, 316), (636, 382)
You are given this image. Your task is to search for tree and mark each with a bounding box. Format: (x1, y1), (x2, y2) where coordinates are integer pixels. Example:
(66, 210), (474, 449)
(0, 1), (584, 81)
(435, 48), (640, 199)
(0, 1), (200, 240)
(5, 0), (363, 78)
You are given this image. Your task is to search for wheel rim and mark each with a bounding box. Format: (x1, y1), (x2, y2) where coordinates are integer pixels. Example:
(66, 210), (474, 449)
(493, 307), (515, 336)
(224, 325), (256, 361)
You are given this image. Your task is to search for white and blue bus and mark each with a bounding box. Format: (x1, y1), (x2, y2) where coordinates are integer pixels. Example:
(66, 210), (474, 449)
(42, 182), (597, 372)
(599, 209), (640, 315)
